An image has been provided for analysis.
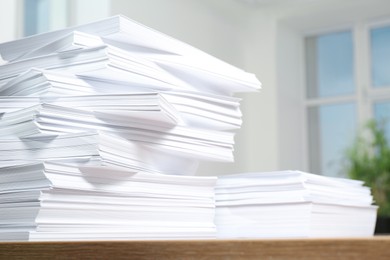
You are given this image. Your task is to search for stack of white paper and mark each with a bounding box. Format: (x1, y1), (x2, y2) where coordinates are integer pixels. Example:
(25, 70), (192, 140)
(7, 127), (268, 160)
(0, 14), (261, 170)
(0, 18), (257, 164)
(0, 15), (260, 241)
(215, 171), (377, 238)
(0, 163), (216, 241)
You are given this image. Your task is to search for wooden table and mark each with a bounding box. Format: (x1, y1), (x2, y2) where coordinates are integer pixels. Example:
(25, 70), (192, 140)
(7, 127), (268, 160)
(1, 237), (390, 259)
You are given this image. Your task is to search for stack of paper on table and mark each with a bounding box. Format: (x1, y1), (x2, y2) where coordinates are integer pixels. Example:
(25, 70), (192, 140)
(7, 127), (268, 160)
(0, 163), (216, 241)
(0, 15), (260, 241)
(215, 171), (377, 238)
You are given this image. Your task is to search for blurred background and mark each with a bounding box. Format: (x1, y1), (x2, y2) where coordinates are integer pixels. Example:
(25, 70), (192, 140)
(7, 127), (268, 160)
(1, 0), (390, 177)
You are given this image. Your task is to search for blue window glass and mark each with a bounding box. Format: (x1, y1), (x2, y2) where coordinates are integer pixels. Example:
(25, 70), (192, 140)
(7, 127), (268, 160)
(371, 26), (390, 88)
(306, 31), (355, 98)
(308, 103), (356, 177)
(24, 0), (50, 36)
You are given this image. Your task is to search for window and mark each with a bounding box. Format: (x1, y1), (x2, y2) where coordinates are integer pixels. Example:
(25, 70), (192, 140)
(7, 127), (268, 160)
(305, 30), (357, 177)
(23, 0), (68, 36)
(24, 0), (50, 36)
(305, 23), (390, 177)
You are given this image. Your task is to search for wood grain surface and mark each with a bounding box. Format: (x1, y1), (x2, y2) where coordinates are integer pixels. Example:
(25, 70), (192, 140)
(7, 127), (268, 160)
(1, 237), (390, 260)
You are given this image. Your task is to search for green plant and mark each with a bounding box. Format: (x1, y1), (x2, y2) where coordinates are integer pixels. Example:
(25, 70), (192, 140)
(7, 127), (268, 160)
(345, 119), (390, 216)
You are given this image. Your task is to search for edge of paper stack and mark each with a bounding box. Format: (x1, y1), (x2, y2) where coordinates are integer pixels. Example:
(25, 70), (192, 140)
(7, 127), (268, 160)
(0, 15), (376, 241)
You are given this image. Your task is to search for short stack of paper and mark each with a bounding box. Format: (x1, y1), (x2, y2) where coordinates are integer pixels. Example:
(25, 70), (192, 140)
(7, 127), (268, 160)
(215, 171), (377, 238)
(0, 163), (216, 241)
(0, 15), (261, 241)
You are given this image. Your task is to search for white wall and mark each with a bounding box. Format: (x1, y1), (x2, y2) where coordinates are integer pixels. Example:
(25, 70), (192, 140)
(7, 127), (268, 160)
(275, 22), (305, 171)
(110, 0), (248, 67)
(238, 11), (279, 173)
(68, 0), (111, 26)
(0, 0), (21, 54)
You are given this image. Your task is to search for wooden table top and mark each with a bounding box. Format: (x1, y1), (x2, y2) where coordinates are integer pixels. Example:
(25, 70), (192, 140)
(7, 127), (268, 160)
(1, 236), (390, 259)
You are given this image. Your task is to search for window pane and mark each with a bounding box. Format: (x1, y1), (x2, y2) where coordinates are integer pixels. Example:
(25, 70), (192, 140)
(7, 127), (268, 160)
(308, 103), (356, 177)
(306, 31), (355, 98)
(371, 26), (390, 88)
(374, 101), (390, 140)
(24, 0), (50, 36)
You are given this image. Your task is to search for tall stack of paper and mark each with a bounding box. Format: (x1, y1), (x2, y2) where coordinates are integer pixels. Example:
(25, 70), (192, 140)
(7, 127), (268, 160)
(215, 171), (377, 238)
(0, 15), (260, 241)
